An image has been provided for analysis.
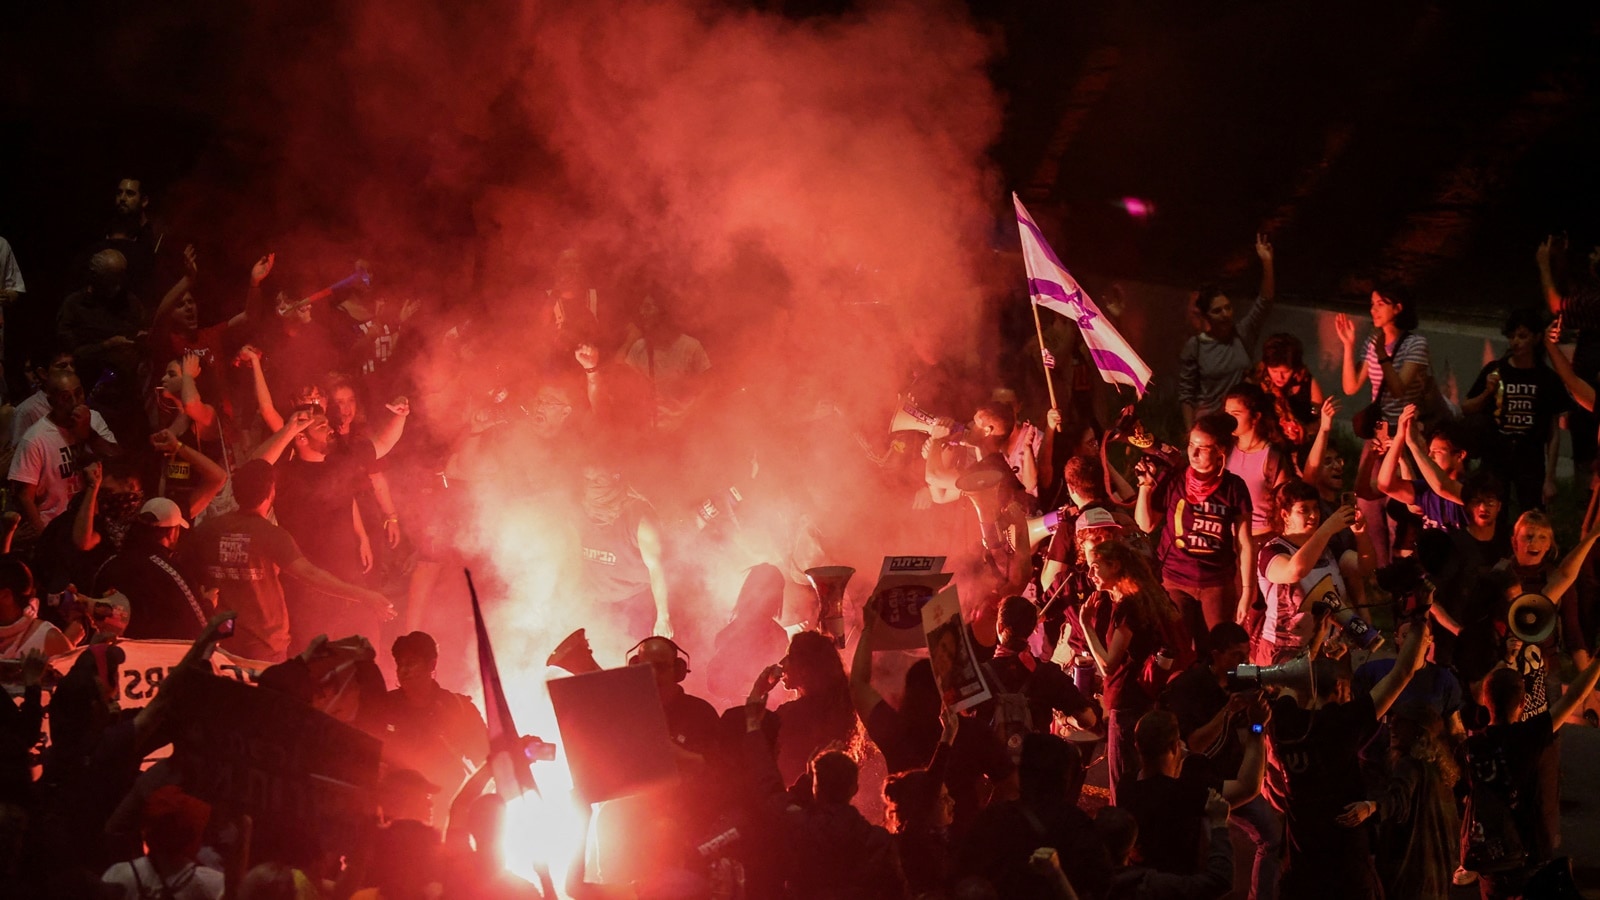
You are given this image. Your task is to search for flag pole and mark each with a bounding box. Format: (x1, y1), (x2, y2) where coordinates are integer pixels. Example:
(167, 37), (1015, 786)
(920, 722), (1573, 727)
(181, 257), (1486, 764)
(465, 569), (557, 900)
(1030, 299), (1060, 429)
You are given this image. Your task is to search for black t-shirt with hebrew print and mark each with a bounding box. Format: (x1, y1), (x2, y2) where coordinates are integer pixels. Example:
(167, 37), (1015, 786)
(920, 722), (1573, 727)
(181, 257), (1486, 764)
(1150, 467), (1252, 589)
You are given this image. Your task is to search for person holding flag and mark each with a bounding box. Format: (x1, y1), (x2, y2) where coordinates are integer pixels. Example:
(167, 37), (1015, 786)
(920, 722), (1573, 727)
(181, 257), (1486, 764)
(1014, 194), (1153, 403)
(1178, 235), (1277, 429)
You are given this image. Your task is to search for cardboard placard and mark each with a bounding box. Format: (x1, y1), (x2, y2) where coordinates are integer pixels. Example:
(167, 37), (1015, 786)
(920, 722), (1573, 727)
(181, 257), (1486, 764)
(174, 673), (381, 830)
(867, 556), (952, 652)
(548, 664), (678, 804)
(45, 640), (265, 709)
(921, 586), (991, 713)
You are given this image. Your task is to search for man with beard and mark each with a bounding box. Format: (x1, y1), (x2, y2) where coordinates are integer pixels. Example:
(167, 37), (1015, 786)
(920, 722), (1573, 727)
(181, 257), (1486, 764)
(580, 460), (672, 638)
(258, 401), (407, 648)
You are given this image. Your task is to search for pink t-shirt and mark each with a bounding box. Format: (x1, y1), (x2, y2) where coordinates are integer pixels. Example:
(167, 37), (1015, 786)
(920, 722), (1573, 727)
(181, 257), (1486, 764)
(1227, 445), (1275, 534)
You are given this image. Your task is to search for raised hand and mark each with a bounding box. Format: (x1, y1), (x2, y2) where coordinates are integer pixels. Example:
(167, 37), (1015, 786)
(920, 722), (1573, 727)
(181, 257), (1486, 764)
(1255, 233), (1273, 263)
(251, 253), (275, 287)
(150, 430), (181, 455)
(1397, 403), (1418, 439)
(1319, 396), (1340, 433)
(1045, 408), (1063, 433)
(1323, 504), (1358, 534)
(747, 664), (784, 705)
(183, 244), (199, 279)
(385, 396), (410, 418)
(1334, 313), (1357, 348)
(83, 461), (103, 491)
(181, 350), (202, 380)
(235, 345), (261, 369)
(288, 409), (315, 433)
(1546, 315), (1564, 346)
(575, 343), (600, 370)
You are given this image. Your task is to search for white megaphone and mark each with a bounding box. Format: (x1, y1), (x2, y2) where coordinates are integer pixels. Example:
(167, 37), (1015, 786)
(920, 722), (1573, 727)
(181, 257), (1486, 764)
(1508, 593), (1557, 644)
(805, 566), (856, 650)
(889, 396), (967, 438)
(1023, 509), (1066, 550)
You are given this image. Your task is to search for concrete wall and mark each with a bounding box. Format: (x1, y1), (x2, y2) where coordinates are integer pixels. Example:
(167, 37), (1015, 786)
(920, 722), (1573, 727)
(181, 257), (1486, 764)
(1104, 281), (1571, 474)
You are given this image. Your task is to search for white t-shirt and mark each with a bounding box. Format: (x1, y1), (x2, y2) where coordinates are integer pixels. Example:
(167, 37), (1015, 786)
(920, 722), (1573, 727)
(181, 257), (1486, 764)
(102, 858), (225, 900)
(8, 411), (117, 525)
(8, 391), (49, 447)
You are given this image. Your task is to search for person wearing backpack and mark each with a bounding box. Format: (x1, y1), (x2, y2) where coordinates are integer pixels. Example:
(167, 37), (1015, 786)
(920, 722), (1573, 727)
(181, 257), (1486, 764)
(1461, 652), (1600, 899)
(980, 595), (1099, 766)
(100, 785), (224, 900)
(1081, 538), (1188, 804)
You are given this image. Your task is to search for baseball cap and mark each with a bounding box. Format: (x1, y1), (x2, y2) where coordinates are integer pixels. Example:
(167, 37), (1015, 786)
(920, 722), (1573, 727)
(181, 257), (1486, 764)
(139, 497), (190, 529)
(1077, 507), (1120, 530)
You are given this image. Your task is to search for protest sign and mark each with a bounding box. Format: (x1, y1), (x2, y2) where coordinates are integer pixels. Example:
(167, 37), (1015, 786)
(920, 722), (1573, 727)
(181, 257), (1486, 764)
(45, 639), (264, 709)
(867, 555), (951, 651)
(920, 585), (991, 712)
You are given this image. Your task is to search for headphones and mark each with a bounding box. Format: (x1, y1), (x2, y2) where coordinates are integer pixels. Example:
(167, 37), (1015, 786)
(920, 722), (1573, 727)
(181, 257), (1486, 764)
(626, 636), (691, 684)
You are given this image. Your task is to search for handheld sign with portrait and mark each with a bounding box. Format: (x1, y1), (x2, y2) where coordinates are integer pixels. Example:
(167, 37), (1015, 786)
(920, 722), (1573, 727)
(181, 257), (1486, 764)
(868, 555), (952, 652)
(921, 585), (991, 712)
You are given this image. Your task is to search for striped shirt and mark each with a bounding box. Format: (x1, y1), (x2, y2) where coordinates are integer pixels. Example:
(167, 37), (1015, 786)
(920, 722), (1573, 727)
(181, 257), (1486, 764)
(1361, 332), (1430, 422)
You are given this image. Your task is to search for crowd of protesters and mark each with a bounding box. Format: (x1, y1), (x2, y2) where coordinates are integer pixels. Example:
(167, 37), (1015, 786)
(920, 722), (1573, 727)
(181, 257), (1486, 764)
(3, 181), (1600, 900)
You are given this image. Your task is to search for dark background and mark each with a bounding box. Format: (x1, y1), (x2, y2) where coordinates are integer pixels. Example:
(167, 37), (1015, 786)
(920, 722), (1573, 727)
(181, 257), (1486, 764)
(4, 0), (1599, 339)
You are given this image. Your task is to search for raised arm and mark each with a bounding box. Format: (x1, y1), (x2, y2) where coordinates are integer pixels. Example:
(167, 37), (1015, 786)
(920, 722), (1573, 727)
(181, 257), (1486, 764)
(1543, 523), (1600, 605)
(1335, 314), (1368, 397)
(174, 352), (217, 436)
(150, 245), (198, 327)
(1544, 316), (1595, 412)
(1301, 397), (1339, 488)
(1133, 464), (1159, 534)
(849, 599), (886, 719)
(1255, 234), (1276, 304)
(240, 253), (277, 329)
(251, 409), (313, 464)
(1537, 236), (1563, 317)
(1370, 613), (1430, 720)
(1266, 506), (1354, 585)
(369, 396), (410, 459)
(1399, 404), (1462, 505)
(72, 462), (105, 551)
(1375, 416), (1417, 505)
